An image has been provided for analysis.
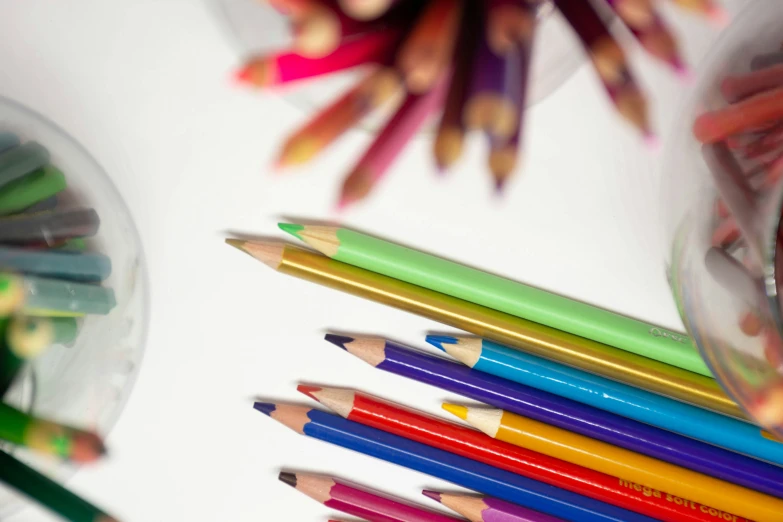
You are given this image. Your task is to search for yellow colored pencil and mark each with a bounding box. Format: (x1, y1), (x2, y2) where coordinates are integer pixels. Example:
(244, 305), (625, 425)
(443, 403), (783, 522)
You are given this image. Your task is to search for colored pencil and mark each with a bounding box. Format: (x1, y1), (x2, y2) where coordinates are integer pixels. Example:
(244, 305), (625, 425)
(0, 165), (66, 216)
(254, 403), (654, 522)
(433, 1), (479, 170)
(721, 65), (783, 103)
(0, 208), (100, 245)
(277, 67), (402, 167)
(279, 471), (463, 521)
(396, 0), (462, 93)
(236, 28), (403, 88)
(489, 125), (521, 191)
(628, 16), (686, 74)
(555, 0), (651, 136)
(276, 224), (713, 378)
(339, 0), (397, 20)
(292, 2), (385, 58)
(670, 0), (726, 20)
(0, 132), (20, 154)
(226, 239), (742, 418)
(0, 245), (110, 282)
(752, 51), (783, 71)
(485, 0), (536, 55)
(423, 491), (560, 522)
(0, 449), (118, 522)
(298, 385), (739, 520)
(694, 86), (783, 143)
(0, 402), (105, 463)
(425, 335), (783, 475)
(0, 272), (116, 316)
(0, 141), (50, 189)
(444, 404), (775, 522)
(338, 74), (448, 208)
(325, 335), (783, 484)
(23, 195), (59, 214)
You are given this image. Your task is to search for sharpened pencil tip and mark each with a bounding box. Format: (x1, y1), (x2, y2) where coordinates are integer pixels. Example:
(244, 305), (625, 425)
(425, 335), (458, 351)
(278, 222), (304, 240)
(253, 402), (277, 416)
(278, 471), (298, 488)
(297, 384), (323, 401)
(233, 66), (253, 85)
(324, 333), (354, 350)
(442, 403), (469, 420)
(422, 490), (442, 502)
(225, 238), (248, 252)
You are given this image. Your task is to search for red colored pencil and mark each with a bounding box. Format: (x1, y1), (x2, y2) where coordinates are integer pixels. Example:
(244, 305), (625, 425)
(297, 385), (732, 522)
(236, 28), (403, 87)
(721, 65), (783, 103)
(694, 86), (783, 143)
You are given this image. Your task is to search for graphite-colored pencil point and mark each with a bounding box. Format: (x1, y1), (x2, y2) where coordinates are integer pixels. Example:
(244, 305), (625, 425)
(278, 222), (304, 240)
(442, 403), (469, 420)
(297, 384), (323, 400)
(324, 333), (354, 350)
(278, 471), (298, 488)
(425, 334), (458, 351)
(422, 490), (442, 502)
(253, 402), (277, 416)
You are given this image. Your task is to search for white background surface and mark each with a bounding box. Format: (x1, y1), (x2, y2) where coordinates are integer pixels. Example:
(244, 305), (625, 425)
(0, 0), (752, 520)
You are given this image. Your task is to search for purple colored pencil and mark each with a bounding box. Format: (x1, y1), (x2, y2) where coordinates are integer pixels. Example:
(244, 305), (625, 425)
(424, 491), (562, 522)
(326, 334), (782, 488)
(279, 471), (464, 522)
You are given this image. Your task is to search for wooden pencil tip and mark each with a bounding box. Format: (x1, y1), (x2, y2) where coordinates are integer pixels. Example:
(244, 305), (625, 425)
(226, 240), (285, 269)
(442, 403), (469, 420)
(233, 66), (252, 85)
(324, 333), (355, 350)
(425, 335), (458, 351)
(225, 238), (247, 251)
(297, 384), (323, 401)
(422, 490), (442, 503)
(278, 471), (298, 488)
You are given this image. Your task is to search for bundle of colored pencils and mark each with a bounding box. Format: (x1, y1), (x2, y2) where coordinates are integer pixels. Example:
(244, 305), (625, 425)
(695, 43), (783, 428)
(236, 0), (723, 206)
(0, 132), (120, 521)
(227, 221), (783, 522)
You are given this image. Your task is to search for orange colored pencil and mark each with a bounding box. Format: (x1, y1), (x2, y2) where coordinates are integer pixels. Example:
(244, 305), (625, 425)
(396, 0), (463, 93)
(236, 28), (402, 87)
(694, 86), (783, 143)
(277, 67), (402, 167)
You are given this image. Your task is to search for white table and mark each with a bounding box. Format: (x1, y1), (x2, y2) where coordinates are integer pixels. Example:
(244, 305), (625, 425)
(0, 0), (750, 520)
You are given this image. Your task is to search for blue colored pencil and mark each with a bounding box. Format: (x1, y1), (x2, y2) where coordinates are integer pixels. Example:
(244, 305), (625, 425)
(327, 335), (783, 495)
(0, 246), (111, 282)
(425, 335), (783, 495)
(0, 133), (20, 155)
(253, 402), (655, 522)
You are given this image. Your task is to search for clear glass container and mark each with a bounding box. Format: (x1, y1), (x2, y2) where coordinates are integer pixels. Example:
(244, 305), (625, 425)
(663, 0), (783, 434)
(0, 97), (149, 516)
(211, 0), (588, 114)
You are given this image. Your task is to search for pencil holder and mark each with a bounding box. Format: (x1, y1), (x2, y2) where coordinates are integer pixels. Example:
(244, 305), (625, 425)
(214, 0), (586, 119)
(0, 98), (148, 515)
(663, 0), (783, 435)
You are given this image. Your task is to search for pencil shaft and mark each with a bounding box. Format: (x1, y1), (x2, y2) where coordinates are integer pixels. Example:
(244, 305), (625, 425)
(0, 166), (66, 216)
(0, 141), (50, 189)
(0, 246), (110, 282)
(0, 132), (20, 154)
(272, 245), (740, 418)
(0, 208), (99, 244)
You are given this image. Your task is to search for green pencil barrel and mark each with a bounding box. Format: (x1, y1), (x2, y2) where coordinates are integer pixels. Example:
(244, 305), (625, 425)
(0, 166), (67, 216)
(335, 228), (712, 377)
(0, 450), (113, 522)
(0, 402), (33, 446)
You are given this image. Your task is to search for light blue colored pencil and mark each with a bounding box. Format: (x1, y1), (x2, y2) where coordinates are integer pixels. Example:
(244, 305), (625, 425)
(426, 335), (783, 468)
(0, 246), (111, 282)
(0, 272), (115, 317)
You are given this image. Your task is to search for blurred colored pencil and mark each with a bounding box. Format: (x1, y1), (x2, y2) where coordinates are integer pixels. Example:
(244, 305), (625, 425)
(443, 404), (770, 522)
(694, 86), (783, 143)
(0, 208), (100, 245)
(279, 471), (463, 521)
(253, 402), (653, 522)
(425, 335), (783, 477)
(0, 245), (111, 282)
(0, 132), (21, 154)
(0, 166), (66, 216)
(225, 238), (741, 418)
(0, 402), (105, 463)
(0, 449), (118, 522)
(297, 385), (730, 520)
(0, 141), (50, 189)
(424, 491), (560, 522)
(339, 0), (397, 20)
(277, 223), (711, 377)
(0, 272), (116, 316)
(292, 2), (389, 58)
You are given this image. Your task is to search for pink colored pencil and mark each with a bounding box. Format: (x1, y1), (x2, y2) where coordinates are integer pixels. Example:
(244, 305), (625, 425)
(279, 472), (463, 522)
(424, 491), (562, 522)
(237, 28), (403, 87)
(338, 72), (449, 208)
(721, 65), (783, 103)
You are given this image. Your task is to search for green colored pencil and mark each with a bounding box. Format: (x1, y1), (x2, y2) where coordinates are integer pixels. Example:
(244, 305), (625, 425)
(0, 449), (118, 522)
(0, 165), (67, 216)
(279, 222), (711, 376)
(0, 272), (116, 317)
(0, 402), (105, 463)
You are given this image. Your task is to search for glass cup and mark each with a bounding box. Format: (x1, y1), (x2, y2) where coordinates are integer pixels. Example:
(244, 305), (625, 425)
(0, 97), (149, 516)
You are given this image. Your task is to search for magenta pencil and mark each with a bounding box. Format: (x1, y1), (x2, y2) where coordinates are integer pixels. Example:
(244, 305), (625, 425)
(279, 472), (463, 522)
(424, 491), (562, 522)
(338, 73), (449, 208)
(237, 28), (403, 87)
